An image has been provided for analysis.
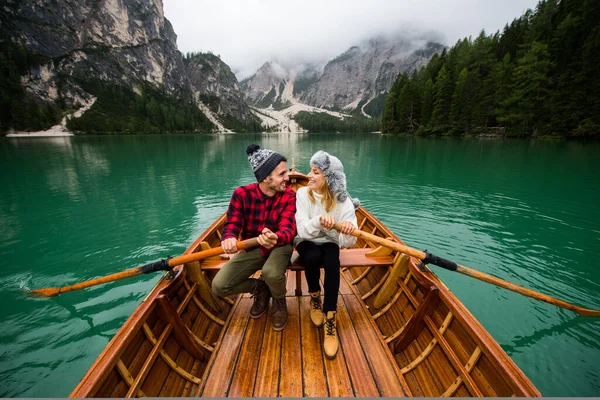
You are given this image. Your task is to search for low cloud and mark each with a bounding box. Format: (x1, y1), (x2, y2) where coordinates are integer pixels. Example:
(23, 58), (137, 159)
(164, 0), (539, 80)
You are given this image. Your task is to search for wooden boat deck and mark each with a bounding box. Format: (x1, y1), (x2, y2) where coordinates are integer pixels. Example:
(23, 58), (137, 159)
(199, 271), (410, 397)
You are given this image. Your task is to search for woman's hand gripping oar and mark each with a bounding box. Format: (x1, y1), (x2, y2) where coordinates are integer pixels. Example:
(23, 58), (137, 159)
(333, 222), (600, 317)
(26, 238), (259, 297)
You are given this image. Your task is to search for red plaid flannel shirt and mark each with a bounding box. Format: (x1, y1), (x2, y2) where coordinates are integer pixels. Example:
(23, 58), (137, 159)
(222, 183), (297, 256)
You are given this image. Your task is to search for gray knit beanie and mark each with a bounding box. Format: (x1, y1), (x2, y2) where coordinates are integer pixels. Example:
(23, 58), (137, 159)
(246, 144), (286, 182)
(310, 150), (360, 209)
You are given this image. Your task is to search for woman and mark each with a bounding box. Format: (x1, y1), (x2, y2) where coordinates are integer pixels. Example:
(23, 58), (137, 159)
(295, 151), (359, 359)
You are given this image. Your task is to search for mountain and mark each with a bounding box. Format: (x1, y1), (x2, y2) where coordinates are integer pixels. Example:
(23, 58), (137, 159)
(185, 52), (259, 132)
(0, 0), (257, 134)
(240, 37), (445, 118)
(301, 39), (445, 116)
(240, 62), (320, 110)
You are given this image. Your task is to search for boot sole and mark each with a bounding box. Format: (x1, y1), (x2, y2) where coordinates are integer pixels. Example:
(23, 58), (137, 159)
(272, 318), (288, 331)
(250, 308), (268, 319)
(324, 351), (338, 359)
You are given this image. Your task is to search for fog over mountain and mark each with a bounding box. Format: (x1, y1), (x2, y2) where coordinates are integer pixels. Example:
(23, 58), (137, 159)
(163, 0), (540, 80)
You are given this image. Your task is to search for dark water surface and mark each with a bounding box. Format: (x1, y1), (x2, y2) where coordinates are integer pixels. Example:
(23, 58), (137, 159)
(0, 134), (598, 397)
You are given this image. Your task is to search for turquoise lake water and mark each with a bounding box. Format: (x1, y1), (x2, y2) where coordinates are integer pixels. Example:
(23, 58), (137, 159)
(0, 133), (598, 396)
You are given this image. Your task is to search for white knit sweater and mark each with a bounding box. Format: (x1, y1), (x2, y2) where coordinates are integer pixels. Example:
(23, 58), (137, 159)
(294, 186), (358, 248)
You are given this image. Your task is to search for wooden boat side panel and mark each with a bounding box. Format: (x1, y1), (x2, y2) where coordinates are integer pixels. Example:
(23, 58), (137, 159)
(70, 299), (159, 397)
(140, 338), (180, 396)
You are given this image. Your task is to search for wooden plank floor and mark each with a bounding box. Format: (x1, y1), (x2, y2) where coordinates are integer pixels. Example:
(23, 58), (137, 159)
(198, 271), (409, 397)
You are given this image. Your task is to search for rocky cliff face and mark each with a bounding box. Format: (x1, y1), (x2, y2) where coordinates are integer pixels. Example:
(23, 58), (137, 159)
(2, 0), (186, 105)
(186, 53), (258, 128)
(0, 0), (253, 132)
(300, 38), (445, 113)
(240, 62), (320, 109)
(240, 38), (444, 117)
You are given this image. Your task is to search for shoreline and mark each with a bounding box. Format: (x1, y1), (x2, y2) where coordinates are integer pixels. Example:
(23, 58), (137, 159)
(6, 129), (74, 138)
(6, 96), (97, 138)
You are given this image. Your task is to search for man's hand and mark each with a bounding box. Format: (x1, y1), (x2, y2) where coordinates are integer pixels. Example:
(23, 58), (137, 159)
(258, 227), (278, 249)
(221, 237), (239, 254)
(319, 214), (335, 230)
(339, 220), (355, 235)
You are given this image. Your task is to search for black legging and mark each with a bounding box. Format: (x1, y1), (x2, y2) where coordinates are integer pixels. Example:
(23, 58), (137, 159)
(296, 240), (340, 313)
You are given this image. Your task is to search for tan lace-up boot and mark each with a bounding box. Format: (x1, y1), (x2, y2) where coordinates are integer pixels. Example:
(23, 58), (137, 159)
(309, 292), (324, 327)
(323, 311), (338, 359)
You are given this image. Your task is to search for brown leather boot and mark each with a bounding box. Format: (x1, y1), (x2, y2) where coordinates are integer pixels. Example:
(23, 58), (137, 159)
(271, 297), (288, 331)
(309, 292), (324, 327)
(250, 278), (271, 319)
(323, 311), (338, 359)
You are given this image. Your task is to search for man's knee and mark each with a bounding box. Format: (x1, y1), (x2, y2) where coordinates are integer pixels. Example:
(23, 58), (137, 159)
(262, 245), (292, 282)
(211, 274), (229, 297)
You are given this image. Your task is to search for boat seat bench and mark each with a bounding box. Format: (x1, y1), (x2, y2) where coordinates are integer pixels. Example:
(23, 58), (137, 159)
(198, 248), (395, 296)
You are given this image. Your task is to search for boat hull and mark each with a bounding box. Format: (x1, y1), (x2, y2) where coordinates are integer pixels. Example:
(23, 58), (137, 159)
(70, 170), (540, 397)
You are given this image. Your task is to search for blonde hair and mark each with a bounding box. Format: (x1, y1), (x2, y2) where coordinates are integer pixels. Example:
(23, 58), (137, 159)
(307, 176), (337, 212)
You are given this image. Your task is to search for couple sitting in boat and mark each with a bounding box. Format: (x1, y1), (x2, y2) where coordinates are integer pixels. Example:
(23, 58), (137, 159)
(211, 144), (358, 359)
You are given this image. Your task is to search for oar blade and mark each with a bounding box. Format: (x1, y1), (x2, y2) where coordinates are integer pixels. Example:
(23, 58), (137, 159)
(22, 287), (60, 298)
(575, 308), (600, 318)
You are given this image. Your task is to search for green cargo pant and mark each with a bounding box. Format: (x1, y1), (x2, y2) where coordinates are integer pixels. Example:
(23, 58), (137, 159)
(211, 244), (292, 300)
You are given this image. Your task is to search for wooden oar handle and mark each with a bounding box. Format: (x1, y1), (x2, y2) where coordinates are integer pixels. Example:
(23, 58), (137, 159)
(139, 238), (261, 273)
(333, 222), (454, 271)
(332, 222), (427, 260)
(168, 237), (260, 267)
(28, 237), (261, 298)
(331, 222), (600, 317)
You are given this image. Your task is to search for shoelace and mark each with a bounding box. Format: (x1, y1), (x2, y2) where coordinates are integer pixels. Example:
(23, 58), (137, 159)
(252, 282), (269, 301)
(325, 318), (335, 336)
(310, 297), (321, 310)
(272, 299), (285, 313)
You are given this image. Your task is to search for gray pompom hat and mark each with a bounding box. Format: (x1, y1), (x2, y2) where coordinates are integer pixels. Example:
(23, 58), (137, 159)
(310, 150), (360, 208)
(246, 144), (286, 182)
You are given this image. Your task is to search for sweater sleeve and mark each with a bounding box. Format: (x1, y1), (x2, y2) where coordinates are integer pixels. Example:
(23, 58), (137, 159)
(222, 188), (243, 240)
(295, 187), (323, 239)
(275, 189), (297, 246)
(337, 199), (358, 248)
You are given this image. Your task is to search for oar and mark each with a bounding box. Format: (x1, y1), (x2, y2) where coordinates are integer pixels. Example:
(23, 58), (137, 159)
(27, 238), (259, 297)
(334, 223), (600, 317)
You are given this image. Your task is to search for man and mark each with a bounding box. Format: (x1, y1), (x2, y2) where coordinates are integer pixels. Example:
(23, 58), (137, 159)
(211, 144), (296, 331)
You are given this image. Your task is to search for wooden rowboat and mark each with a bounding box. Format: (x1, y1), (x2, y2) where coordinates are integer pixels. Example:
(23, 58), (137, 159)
(70, 169), (541, 397)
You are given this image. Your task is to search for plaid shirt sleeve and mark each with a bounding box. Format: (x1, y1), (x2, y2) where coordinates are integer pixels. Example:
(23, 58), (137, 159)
(275, 189), (297, 246)
(222, 187), (244, 240)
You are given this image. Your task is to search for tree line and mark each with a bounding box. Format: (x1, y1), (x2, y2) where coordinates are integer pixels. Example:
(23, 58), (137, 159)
(381, 0), (599, 138)
(66, 81), (214, 134)
(295, 111), (380, 133)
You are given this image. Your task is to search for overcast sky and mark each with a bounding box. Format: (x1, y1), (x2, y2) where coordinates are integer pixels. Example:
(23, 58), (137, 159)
(162, 0), (540, 79)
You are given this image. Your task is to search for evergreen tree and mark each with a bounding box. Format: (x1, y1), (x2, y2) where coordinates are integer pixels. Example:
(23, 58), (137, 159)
(419, 78), (435, 131)
(498, 41), (552, 136)
(450, 68), (480, 134)
(395, 79), (420, 133)
(381, 74), (408, 133)
(430, 65), (453, 133)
